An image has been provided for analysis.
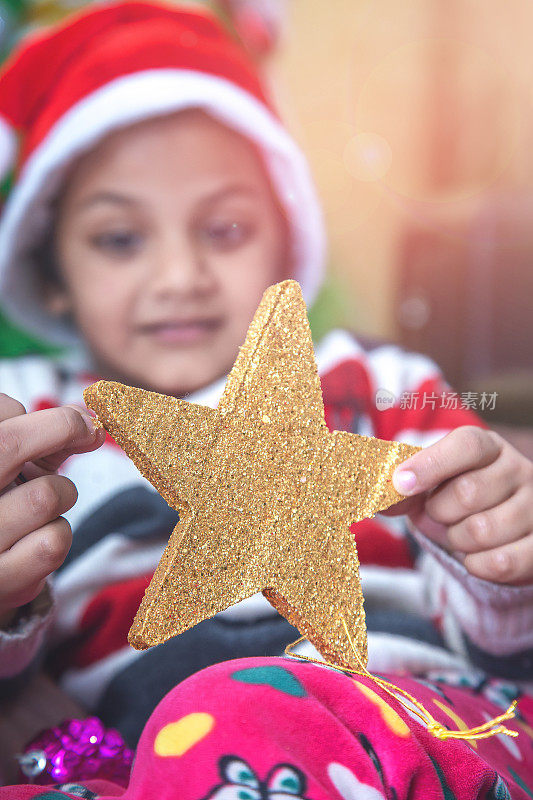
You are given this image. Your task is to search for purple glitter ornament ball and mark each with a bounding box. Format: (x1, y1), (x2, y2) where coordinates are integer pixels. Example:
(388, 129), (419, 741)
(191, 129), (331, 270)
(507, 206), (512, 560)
(19, 717), (134, 786)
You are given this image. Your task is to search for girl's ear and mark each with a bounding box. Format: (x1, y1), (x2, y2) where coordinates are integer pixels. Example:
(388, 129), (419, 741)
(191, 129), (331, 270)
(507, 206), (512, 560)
(43, 283), (72, 317)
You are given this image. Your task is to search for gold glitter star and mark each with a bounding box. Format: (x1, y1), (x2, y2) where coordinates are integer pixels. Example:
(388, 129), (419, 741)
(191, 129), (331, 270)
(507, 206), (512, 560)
(84, 280), (421, 669)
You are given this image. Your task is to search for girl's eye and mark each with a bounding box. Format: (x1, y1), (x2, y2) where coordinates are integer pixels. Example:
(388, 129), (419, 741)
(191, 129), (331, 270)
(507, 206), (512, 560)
(90, 231), (142, 254)
(201, 220), (253, 249)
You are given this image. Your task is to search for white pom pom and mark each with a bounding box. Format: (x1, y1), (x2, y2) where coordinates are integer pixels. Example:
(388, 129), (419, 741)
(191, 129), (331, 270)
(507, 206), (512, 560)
(0, 114), (17, 181)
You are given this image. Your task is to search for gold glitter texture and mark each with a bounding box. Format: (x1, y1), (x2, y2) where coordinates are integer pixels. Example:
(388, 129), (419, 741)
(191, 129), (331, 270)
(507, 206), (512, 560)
(84, 280), (421, 669)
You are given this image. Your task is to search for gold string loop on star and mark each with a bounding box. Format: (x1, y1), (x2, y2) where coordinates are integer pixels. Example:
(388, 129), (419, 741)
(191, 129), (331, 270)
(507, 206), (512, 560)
(284, 617), (518, 742)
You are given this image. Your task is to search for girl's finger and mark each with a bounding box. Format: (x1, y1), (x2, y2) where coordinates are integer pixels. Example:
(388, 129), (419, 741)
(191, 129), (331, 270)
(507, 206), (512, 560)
(0, 579), (46, 614)
(35, 427), (106, 475)
(379, 493), (425, 517)
(0, 393), (26, 423)
(0, 517), (72, 603)
(463, 530), (533, 585)
(447, 485), (533, 554)
(392, 426), (502, 497)
(382, 493), (451, 550)
(0, 405), (101, 486)
(0, 475), (78, 552)
(423, 448), (521, 527)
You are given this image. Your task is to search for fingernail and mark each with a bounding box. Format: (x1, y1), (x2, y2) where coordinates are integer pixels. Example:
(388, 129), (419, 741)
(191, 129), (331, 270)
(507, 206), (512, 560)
(393, 469), (417, 495)
(79, 409), (98, 435)
(65, 403), (99, 436)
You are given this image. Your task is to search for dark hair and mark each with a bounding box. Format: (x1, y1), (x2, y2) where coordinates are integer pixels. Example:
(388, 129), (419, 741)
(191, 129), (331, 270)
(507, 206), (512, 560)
(31, 198), (64, 290)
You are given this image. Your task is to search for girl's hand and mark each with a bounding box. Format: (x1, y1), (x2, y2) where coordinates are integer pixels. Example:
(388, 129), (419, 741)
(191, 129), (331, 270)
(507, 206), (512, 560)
(381, 425), (533, 585)
(0, 394), (106, 625)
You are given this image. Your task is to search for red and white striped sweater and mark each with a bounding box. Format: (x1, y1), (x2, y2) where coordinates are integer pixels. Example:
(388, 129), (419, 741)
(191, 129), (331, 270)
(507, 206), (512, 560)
(2, 329), (533, 744)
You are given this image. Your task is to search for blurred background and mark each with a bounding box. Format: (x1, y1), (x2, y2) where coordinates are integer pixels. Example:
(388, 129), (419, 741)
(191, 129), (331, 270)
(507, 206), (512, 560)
(275, 0), (533, 437)
(0, 0), (531, 437)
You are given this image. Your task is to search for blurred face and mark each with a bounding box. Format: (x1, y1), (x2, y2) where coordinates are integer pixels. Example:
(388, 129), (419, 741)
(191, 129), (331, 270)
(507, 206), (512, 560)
(49, 109), (289, 396)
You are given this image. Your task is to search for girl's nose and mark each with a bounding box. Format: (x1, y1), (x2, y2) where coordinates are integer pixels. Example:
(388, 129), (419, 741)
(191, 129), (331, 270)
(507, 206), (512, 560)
(151, 235), (215, 296)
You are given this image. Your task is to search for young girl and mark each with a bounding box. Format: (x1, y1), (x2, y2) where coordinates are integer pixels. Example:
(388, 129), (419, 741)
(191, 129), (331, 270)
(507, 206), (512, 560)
(0, 0), (533, 793)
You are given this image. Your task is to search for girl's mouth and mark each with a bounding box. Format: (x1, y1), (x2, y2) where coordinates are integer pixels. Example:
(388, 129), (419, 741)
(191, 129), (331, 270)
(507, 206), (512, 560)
(139, 317), (223, 345)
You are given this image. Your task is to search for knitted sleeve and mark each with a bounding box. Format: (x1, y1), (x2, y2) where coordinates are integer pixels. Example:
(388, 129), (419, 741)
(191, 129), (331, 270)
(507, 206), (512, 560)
(412, 526), (533, 681)
(0, 582), (55, 679)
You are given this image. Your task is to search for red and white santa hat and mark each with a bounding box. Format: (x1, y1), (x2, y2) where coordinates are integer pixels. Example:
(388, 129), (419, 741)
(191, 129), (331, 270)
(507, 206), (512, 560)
(0, 0), (326, 347)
